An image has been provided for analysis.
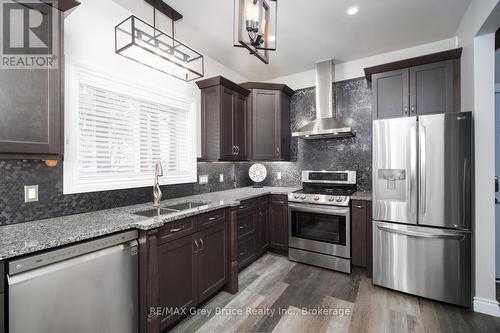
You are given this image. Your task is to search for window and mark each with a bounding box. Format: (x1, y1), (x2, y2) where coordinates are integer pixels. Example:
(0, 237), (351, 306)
(64, 66), (197, 194)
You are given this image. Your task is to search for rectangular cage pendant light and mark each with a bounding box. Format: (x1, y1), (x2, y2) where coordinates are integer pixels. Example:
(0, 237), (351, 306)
(115, 1), (204, 82)
(233, 0), (277, 64)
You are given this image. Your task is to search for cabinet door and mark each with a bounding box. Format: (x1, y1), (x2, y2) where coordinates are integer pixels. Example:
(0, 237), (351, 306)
(0, 5), (61, 155)
(410, 60), (454, 115)
(269, 195), (289, 251)
(252, 89), (279, 160)
(233, 93), (248, 160)
(197, 223), (228, 303)
(372, 69), (409, 119)
(351, 200), (367, 267)
(220, 87), (236, 160)
(158, 235), (197, 329)
(257, 203), (269, 254)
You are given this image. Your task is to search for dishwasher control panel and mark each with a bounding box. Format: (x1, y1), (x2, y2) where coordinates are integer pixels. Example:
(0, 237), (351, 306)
(8, 230), (138, 275)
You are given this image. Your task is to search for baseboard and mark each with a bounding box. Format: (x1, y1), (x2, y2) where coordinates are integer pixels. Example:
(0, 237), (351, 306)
(473, 297), (500, 317)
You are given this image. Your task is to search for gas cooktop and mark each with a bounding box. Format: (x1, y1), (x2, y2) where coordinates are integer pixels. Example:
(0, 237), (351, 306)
(287, 170), (357, 207)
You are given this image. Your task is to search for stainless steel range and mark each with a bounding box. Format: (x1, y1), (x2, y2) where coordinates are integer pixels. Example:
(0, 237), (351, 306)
(288, 170), (357, 274)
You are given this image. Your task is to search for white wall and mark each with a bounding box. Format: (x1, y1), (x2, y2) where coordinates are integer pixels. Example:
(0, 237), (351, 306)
(455, 0), (499, 112)
(64, 0), (248, 158)
(454, 0), (500, 317)
(265, 38), (458, 90)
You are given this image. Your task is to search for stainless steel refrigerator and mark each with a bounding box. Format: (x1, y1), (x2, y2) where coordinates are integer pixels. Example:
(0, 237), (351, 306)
(372, 112), (472, 307)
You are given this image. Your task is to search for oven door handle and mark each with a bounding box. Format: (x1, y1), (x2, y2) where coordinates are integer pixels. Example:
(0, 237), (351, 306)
(288, 203), (350, 215)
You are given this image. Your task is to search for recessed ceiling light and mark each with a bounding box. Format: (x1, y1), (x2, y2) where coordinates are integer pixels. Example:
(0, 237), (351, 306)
(347, 6), (359, 15)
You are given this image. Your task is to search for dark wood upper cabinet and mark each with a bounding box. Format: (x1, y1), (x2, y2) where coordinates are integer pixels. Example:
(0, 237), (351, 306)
(269, 195), (289, 251)
(241, 83), (293, 161)
(370, 51), (460, 120)
(197, 222), (228, 304)
(372, 69), (409, 119)
(157, 235), (197, 330)
(0, 4), (64, 159)
(410, 60), (455, 115)
(197, 76), (250, 161)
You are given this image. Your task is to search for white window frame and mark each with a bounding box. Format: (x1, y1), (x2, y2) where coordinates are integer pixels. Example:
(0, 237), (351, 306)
(64, 64), (197, 194)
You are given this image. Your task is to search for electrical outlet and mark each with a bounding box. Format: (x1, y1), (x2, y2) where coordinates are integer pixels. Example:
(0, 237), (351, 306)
(198, 175), (209, 184)
(24, 185), (39, 203)
(219, 173), (224, 182)
(277, 172), (282, 180)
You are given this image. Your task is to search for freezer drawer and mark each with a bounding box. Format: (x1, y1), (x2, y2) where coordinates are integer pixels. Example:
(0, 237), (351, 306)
(373, 221), (471, 307)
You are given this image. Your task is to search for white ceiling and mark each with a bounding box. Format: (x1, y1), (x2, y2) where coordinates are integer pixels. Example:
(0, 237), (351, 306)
(115, 0), (471, 81)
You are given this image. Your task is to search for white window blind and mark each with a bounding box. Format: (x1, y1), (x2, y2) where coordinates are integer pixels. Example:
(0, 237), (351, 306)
(64, 66), (196, 194)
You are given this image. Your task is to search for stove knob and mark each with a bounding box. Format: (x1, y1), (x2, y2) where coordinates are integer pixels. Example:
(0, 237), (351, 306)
(300, 194), (307, 200)
(328, 196), (335, 202)
(294, 194), (300, 199)
(314, 195), (320, 201)
(336, 197), (343, 202)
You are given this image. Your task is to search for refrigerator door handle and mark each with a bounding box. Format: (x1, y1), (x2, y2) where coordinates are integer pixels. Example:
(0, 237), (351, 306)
(419, 124), (427, 215)
(376, 224), (466, 240)
(410, 125), (417, 214)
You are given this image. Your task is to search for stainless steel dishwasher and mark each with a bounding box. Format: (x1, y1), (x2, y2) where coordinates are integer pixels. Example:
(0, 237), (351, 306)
(7, 230), (138, 333)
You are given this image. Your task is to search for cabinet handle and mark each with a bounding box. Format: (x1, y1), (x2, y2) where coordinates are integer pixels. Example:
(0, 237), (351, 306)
(199, 238), (204, 252)
(232, 146), (236, 156)
(353, 205), (365, 209)
(239, 205), (245, 209)
(208, 216), (216, 221)
(404, 106), (408, 115)
(411, 105), (415, 114)
(236, 145), (240, 155)
(170, 226), (185, 232)
(194, 239), (199, 255)
(239, 224), (246, 229)
(239, 250), (246, 256)
(276, 146), (280, 157)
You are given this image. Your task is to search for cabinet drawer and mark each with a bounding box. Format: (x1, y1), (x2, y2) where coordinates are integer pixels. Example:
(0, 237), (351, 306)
(235, 199), (256, 212)
(237, 214), (255, 239)
(270, 195), (287, 204)
(158, 218), (196, 244)
(197, 209), (225, 231)
(258, 196), (269, 207)
(238, 235), (256, 268)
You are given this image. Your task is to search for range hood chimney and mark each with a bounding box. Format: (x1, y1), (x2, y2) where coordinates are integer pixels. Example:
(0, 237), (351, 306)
(292, 59), (355, 139)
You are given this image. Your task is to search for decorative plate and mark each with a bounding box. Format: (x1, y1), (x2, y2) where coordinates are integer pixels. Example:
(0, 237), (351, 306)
(248, 163), (267, 183)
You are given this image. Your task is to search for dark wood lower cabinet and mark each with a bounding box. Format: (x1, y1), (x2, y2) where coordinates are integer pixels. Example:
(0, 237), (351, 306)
(0, 293), (3, 333)
(158, 235), (197, 330)
(140, 210), (228, 333)
(256, 196), (269, 255)
(269, 195), (289, 251)
(197, 223), (228, 303)
(351, 199), (373, 278)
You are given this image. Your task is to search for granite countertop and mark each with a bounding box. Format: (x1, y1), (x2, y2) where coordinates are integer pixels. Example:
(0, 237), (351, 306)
(351, 191), (372, 201)
(0, 187), (299, 261)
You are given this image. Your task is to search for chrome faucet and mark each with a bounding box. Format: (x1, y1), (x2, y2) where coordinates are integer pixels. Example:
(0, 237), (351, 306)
(153, 160), (164, 208)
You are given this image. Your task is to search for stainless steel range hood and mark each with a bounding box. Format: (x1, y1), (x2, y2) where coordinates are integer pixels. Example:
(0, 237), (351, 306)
(292, 60), (355, 139)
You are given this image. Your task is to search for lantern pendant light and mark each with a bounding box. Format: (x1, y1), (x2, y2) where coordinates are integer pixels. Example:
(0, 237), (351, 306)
(115, 0), (204, 81)
(233, 0), (277, 64)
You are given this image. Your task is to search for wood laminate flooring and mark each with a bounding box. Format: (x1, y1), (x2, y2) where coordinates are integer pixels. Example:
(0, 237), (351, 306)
(170, 253), (500, 333)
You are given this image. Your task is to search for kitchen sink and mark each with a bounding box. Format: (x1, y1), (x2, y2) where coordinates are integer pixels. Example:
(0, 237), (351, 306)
(132, 201), (210, 217)
(162, 201), (209, 211)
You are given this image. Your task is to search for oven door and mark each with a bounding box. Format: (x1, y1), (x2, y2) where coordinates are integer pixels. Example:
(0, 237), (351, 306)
(288, 203), (350, 258)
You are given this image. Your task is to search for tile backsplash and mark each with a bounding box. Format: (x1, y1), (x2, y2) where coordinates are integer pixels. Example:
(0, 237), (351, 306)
(0, 77), (372, 225)
(0, 161), (245, 225)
